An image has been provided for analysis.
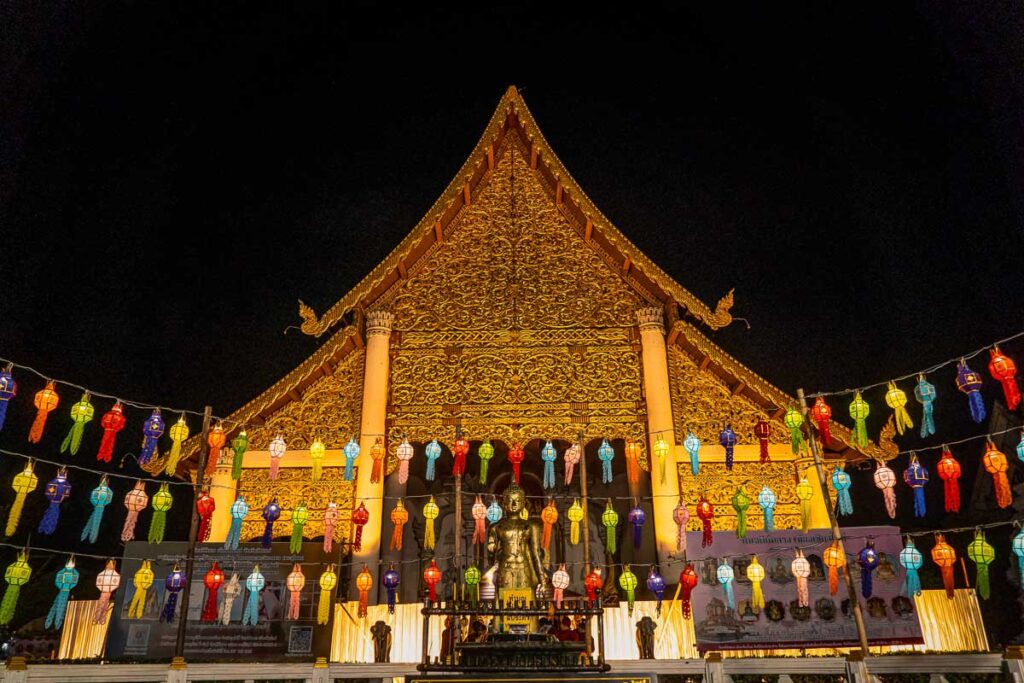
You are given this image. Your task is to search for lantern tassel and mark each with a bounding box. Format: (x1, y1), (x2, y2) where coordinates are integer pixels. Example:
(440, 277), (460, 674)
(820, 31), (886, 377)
(371, 456), (383, 485)
(5, 493), (28, 537)
(28, 409), (50, 444)
(940, 565), (954, 599)
(390, 523), (404, 551)
(722, 580), (734, 611)
(261, 519), (275, 549)
(159, 591), (178, 623)
(128, 584), (148, 619)
(80, 505), (106, 544)
(605, 526), (616, 555)
(231, 448), (245, 481)
(199, 514), (213, 543)
(562, 460), (573, 486)
(0, 585), (20, 626)
(121, 511), (140, 543)
(202, 587), (220, 622)
(673, 505), (688, 553)
(313, 459), (323, 483)
(324, 521), (336, 554)
(290, 521), (305, 554)
(317, 587), (332, 625)
(425, 456), (435, 481)
(975, 564), (990, 600)
(912, 487), (926, 518)
(1017, 555), (1024, 589)
(139, 433), (159, 465)
(219, 576), (240, 625)
(473, 517), (486, 546)
(269, 458), (281, 481)
(905, 567), (921, 597)
(544, 459), (554, 489)
(632, 521), (642, 550)
(763, 506), (775, 532)
(800, 499), (810, 534)
(93, 593), (112, 625)
(828, 565), (839, 596)
(836, 488), (853, 516)
(97, 429), (118, 463)
(46, 589), (71, 629)
(968, 392), (986, 424)
(0, 400), (8, 434)
(882, 487), (896, 519)
(701, 518), (712, 548)
(165, 440), (184, 476)
(243, 586), (260, 625)
(602, 459), (612, 484)
(681, 584), (695, 619)
(149, 510), (167, 544)
(788, 423), (803, 454)
(943, 477), (961, 513)
(861, 566), (873, 598)
(853, 417), (868, 448)
(289, 590), (301, 620)
(387, 586), (397, 613)
(225, 516), (243, 550)
(999, 378), (1022, 411)
(424, 518), (435, 551)
(796, 574), (809, 607)
(38, 502), (61, 535)
(993, 471), (1013, 509)
(353, 526), (363, 552)
(920, 402), (935, 437)
(751, 581), (764, 611)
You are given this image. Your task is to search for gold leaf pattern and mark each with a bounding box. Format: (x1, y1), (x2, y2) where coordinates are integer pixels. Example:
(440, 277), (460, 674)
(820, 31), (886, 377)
(238, 466), (355, 543)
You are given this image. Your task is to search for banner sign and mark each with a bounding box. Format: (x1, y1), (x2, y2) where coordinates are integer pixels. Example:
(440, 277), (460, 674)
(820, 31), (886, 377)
(686, 526), (924, 651)
(104, 542), (333, 661)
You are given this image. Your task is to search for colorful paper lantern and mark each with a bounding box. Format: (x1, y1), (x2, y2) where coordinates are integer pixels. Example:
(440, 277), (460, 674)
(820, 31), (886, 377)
(81, 476), (113, 543)
(139, 409), (164, 465)
(58, 392), (93, 455)
(848, 393), (870, 448)
(936, 449), (961, 513)
(160, 564), (185, 623)
(261, 499), (281, 548)
(783, 406), (805, 454)
(486, 497), (503, 524)
(269, 435), (286, 480)
(989, 347), (1021, 410)
(858, 542), (880, 598)
(792, 550), (810, 607)
(673, 497), (689, 552)
(625, 440), (642, 488)
(507, 442), (524, 484)
(885, 382), (913, 435)
(931, 534), (957, 598)
(899, 539), (923, 596)
(225, 495), (248, 551)
(648, 567), (667, 615)
(627, 501), (645, 549)
(823, 541), (845, 596)
(121, 481), (148, 543)
(0, 551), (30, 626)
(323, 502), (338, 553)
(202, 561), (225, 622)
(904, 453), (929, 518)
(243, 565), (265, 626)
(312, 437), (328, 483)
(684, 431), (700, 475)
(423, 496), (439, 550)
(471, 495), (487, 545)
(196, 489), (216, 543)
(6, 461), (37, 537)
(46, 557), (79, 628)
(1018, 432), (1024, 464)
(719, 425), (737, 470)
(874, 462), (897, 519)
(563, 441), (581, 485)
(598, 438), (615, 484)
(351, 501), (369, 552)
(290, 502), (309, 553)
(795, 477), (813, 533)
(148, 482), (172, 544)
(38, 469), (71, 536)
(752, 487), (774, 533)
(478, 438), (495, 484)
(165, 414), (189, 476)
(1013, 529), (1024, 587)
(830, 466), (853, 517)
(287, 564), (306, 620)
(95, 560), (121, 625)
(567, 498), (584, 546)
(915, 374), (937, 437)
(653, 435), (669, 483)
(397, 437), (414, 484)
(317, 565), (337, 625)
(28, 381), (59, 444)
(424, 439), (441, 481)
(618, 564), (638, 616)
(584, 568), (603, 603)
(0, 366), (15, 433)
(671, 564), (694, 619)
(552, 564), (571, 608)
(96, 402), (125, 463)
(731, 487), (750, 538)
(423, 559), (442, 603)
(716, 562), (735, 610)
(230, 430), (249, 481)
(389, 499), (408, 551)
(747, 556), (766, 610)
(956, 360), (986, 423)
(451, 432), (469, 478)
(810, 397), (832, 446)
(983, 441), (1013, 509)
(967, 530), (995, 600)
(383, 564), (401, 612)
(220, 573), (241, 625)
(541, 440), (557, 489)
(696, 495), (714, 547)
(205, 422), (226, 477)
(754, 416), (772, 461)
(601, 500), (619, 555)
(370, 437), (386, 484)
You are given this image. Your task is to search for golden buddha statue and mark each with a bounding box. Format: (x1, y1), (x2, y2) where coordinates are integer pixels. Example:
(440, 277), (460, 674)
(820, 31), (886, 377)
(486, 482), (548, 593)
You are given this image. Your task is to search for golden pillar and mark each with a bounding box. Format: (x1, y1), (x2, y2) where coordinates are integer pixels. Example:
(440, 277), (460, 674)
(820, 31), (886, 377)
(353, 309), (393, 595)
(207, 462), (236, 544)
(635, 307), (681, 569)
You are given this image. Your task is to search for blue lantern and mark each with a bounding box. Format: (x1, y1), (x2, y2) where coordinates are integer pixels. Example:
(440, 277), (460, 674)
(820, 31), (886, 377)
(598, 439), (614, 484)
(486, 498), (503, 524)
(757, 486), (777, 531)
(342, 438), (360, 481)
(903, 454), (929, 518)
(858, 542), (880, 598)
(0, 366), (16, 433)
(646, 567), (666, 615)
(683, 431), (700, 475)
(956, 360), (986, 424)
(628, 503), (646, 550)
(719, 425), (737, 470)
(261, 500), (281, 548)
(160, 565), (186, 623)
(1016, 432), (1024, 464)
(1013, 528), (1024, 586)
(243, 566), (265, 626)
(831, 466), (853, 516)
(899, 539), (923, 596)
(424, 439), (441, 481)
(225, 496), (249, 550)
(38, 469), (71, 535)
(139, 409), (165, 465)
(716, 562), (735, 611)
(915, 374), (937, 437)
(541, 440), (557, 489)
(44, 557), (79, 630)
(382, 564), (400, 614)
(80, 476), (114, 543)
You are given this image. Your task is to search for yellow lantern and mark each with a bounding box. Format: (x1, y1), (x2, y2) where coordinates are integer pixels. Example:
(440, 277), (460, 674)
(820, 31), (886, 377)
(746, 556), (766, 611)
(165, 415), (190, 475)
(653, 435), (669, 484)
(128, 560), (154, 619)
(423, 496), (439, 550)
(317, 564), (337, 625)
(309, 438), (325, 482)
(795, 477), (813, 533)
(567, 499), (584, 545)
(6, 461), (37, 536)
(370, 437), (385, 484)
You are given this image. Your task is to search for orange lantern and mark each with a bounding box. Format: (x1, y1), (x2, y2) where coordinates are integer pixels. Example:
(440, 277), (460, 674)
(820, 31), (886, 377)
(423, 559), (442, 603)
(931, 534), (957, 598)
(936, 449), (962, 513)
(205, 422), (226, 477)
(822, 541), (846, 596)
(28, 381), (59, 444)
(370, 437), (385, 484)
(355, 566), (372, 618)
(982, 441), (1013, 509)
(286, 563), (306, 619)
(541, 499), (558, 551)
(624, 440), (642, 488)
(390, 499), (409, 550)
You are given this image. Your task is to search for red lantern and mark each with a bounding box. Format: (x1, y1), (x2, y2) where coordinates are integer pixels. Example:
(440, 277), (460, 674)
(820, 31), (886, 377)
(196, 490), (216, 542)
(931, 534), (957, 598)
(201, 562), (225, 622)
(584, 567), (603, 603)
(205, 422), (226, 477)
(96, 402), (126, 463)
(936, 449), (962, 513)
(452, 433), (469, 477)
(989, 347), (1021, 411)
(810, 397), (832, 446)
(753, 418), (771, 463)
(351, 502), (369, 552)
(982, 441), (1013, 509)
(696, 495), (714, 547)
(679, 564), (699, 619)
(507, 443), (524, 484)
(423, 559), (442, 603)
(370, 438), (385, 484)
(823, 541), (846, 596)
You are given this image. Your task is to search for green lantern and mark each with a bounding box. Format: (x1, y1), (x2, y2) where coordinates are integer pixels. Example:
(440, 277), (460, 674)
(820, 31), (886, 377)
(464, 565), (481, 604)
(61, 392), (95, 455)
(783, 407), (804, 454)
(0, 551), (31, 626)
(618, 564), (638, 616)
(849, 392), (870, 447)
(602, 500), (619, 555)
(731, 487), (751, 538)
(478, 439), (494, 484)
(148, 483), (173, 544)
(231, 430), (249, 481)
(967, 530), (995, 599)
(290, 502), (309, 553)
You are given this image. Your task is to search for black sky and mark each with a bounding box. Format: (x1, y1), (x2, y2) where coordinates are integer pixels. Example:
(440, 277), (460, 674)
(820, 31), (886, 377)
(3, 0), (1024, 641)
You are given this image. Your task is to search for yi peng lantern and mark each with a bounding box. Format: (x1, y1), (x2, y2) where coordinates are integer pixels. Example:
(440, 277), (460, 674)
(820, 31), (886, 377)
(982, 441), (1013, 509)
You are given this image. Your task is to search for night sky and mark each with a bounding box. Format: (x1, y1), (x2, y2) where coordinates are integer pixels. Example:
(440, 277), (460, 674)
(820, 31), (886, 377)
(3, 2), (1024, 643)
